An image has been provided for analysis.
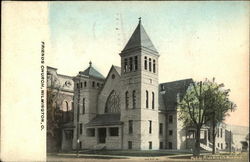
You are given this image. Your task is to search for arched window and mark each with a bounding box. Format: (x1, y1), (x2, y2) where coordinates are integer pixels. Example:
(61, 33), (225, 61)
(134, 56), (138, 71)
(124, 58), (128, 72)
(132, 90), (136, 109)
(65, 101), (69, 111)
(129, 57), (133, 72)
(82, 98), (85, 114)
(149, 58), (152, 72)
(84, 81), (87, 87)
(105, 90), (120, 113)
(146, 90), (149, 108)
(125, 91), (129, 109)
(144, 57), (147, 70)
(152, 92), (155, 109)
(153, 60), (156, 73)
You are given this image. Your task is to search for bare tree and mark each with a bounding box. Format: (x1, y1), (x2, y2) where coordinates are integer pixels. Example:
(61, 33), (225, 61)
(47, 72), (65, 152)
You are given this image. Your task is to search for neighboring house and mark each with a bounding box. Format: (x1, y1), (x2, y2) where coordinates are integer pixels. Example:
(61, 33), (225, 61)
(48, 20), (248, 152)
(225, 125), (249, 152)
(47, 66), (74, 151)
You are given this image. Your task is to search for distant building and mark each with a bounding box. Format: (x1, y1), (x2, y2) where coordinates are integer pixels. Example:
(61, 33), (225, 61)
(47, 20), (248, 152)
(47, 66), (74, 151)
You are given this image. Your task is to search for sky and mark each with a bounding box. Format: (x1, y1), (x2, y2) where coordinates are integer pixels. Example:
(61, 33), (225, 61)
(48, 2), (249, 126)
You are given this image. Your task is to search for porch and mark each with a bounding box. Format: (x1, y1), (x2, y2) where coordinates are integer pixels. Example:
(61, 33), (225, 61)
(83, 114), (123, 150)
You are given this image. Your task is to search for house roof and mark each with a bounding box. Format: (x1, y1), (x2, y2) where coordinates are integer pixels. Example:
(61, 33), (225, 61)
(85, 114), (122, 127)
(122, 19), (158, 54)
(159, 78), (193, 111)
(79, 61), (105, 80)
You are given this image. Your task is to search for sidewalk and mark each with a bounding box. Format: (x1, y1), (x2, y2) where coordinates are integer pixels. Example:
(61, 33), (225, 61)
(47, 152), (248, 162)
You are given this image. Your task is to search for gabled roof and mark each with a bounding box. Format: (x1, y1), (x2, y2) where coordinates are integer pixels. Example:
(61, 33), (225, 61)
(79, 61), (105, 80)
(122, 19), (158, 54)
(85, 114), (122, 127)
(159, 78), (193, 111)
(113, 66), (121, 76)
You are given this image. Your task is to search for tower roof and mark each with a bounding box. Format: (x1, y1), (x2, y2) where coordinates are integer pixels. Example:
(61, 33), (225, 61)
(79, 61), (105, 79)
(122, 18), (158, 54)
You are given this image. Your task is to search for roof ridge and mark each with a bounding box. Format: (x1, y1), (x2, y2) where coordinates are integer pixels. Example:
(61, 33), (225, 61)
(160, 78), (193, 85)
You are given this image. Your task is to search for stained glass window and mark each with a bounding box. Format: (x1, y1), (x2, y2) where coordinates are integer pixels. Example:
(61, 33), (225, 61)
(105, 90), (120, 113)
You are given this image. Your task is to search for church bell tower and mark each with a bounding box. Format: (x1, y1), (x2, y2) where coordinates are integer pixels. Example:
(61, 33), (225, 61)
(120, 18), (160, 150)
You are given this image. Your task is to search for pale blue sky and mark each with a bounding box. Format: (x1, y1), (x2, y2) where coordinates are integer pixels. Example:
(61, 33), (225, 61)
(48, 2), (249, 126)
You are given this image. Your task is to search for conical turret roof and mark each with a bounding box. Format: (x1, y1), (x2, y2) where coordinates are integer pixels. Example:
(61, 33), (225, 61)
(122, 19), (158, 54)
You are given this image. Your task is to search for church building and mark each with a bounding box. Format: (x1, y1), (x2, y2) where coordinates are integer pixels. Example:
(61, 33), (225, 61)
(71, 19), (191, 150)
(48, 20), (246, 152)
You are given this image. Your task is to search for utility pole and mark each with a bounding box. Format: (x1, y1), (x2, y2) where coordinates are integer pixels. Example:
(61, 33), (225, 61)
(76, 79), (80, 157)
(229, 130), (232, 153)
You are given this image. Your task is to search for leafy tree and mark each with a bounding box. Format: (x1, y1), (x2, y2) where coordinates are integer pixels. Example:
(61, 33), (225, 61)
(178, 81), (208, 156)
(204, 78), (236, 154)
(178, 78), (235, 156)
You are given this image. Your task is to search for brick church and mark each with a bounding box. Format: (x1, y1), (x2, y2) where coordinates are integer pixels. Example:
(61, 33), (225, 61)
(47, 20), (248, 152)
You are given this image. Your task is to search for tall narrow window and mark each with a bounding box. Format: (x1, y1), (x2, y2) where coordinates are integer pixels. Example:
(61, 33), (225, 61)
(84, 81), (87, 87)
(82, 98), (85, 114)
(160, 142), (163, 149)
(124, 58), (128, 72)
(80, 123), (83, 135)
(132, 90), (136, 109)
(149, 120), (152, 134)
(80, 82), (83, 88)
(153, 60), (156, 73)
(152, 92), (155, 109)
(129, 120), (133, 134)
(79, 141), (82, 149)
(220, 128), (223, 138)
(168, 142), (172, 149)
(169, 115), (173, 123)
(144, 57), (147, 70)
(128, 141), (132, 149)
(125, 91), (129, 109)
(65, 101), (69, 111)
(129, 57), (133, 72)
(149, 58), (152, 72)
(146, 90), (149, 108)
(159, 123), (163, 135)
(134, 56), (138, 70)
(92, 81), (95, 87)
(77, 83), (79, 88)
(149, 141), (152, 149)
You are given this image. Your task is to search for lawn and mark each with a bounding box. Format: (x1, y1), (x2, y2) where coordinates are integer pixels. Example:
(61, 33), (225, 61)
(74, 149), (193, 157)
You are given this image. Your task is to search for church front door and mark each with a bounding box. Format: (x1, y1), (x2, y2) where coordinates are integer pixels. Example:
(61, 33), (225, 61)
(98, 128), (106, 143)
